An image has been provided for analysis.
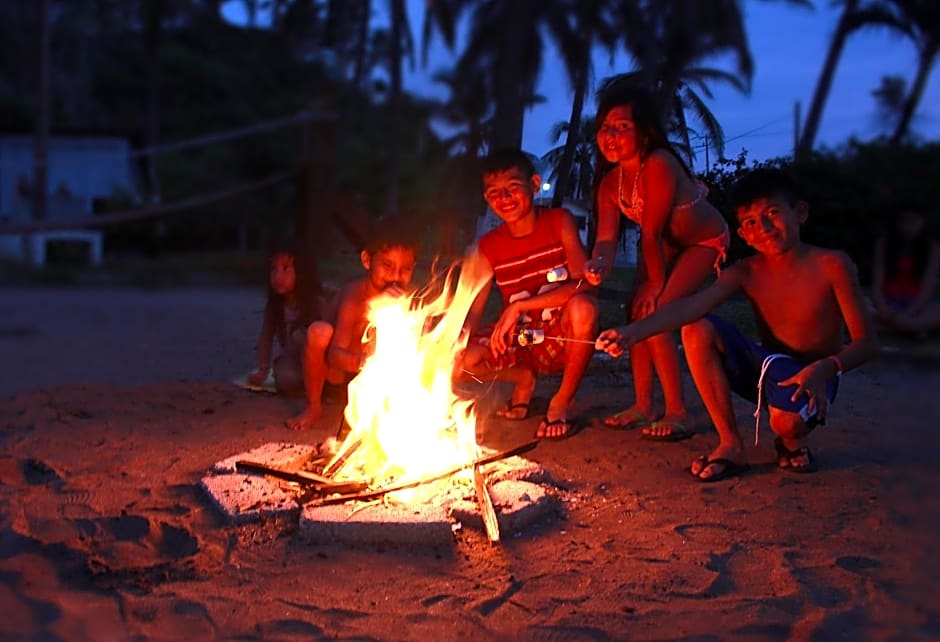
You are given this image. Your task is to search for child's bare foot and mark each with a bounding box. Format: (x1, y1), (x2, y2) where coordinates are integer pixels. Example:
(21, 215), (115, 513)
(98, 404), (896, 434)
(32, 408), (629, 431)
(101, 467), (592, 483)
(286, 406), (321, 431)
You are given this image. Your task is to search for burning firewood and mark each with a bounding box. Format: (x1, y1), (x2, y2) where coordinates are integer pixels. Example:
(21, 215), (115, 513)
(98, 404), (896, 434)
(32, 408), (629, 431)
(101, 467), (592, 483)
(322, 437), (361, 478)
(302, 439), (539, 508)
(235, 460), (367, 494)
(473, 465), (500, 542)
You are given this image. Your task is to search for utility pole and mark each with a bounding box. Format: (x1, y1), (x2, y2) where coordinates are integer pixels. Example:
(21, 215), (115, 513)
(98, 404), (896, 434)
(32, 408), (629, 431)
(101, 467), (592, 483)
(793, 101), (801, 161)
(28, 0), (51, 265)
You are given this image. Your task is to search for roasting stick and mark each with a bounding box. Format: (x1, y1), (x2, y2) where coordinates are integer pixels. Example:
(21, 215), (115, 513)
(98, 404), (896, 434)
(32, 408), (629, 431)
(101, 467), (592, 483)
(473, 465), (501, 543)
(551, 336), (599, 346)
(517, 328), (599, 348)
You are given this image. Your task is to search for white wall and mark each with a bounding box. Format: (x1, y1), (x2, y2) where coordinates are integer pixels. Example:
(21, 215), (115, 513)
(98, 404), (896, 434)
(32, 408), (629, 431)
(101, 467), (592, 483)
(0, 135), (137, 222)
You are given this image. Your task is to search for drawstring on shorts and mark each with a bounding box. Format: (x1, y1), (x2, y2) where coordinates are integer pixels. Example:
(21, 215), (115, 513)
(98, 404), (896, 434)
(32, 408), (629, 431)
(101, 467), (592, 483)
(753, 353), (787, 445)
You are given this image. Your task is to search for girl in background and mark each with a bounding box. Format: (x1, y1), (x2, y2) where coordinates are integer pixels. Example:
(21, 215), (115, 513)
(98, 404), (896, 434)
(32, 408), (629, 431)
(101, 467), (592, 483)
(249, 242), (322, 394)
(585, 81), (729, 441)
(871, 207), (940, 335)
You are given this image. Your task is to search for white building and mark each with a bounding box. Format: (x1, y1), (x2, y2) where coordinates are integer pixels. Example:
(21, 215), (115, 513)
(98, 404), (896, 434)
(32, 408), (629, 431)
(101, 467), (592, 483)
(0, 134), (140, 265)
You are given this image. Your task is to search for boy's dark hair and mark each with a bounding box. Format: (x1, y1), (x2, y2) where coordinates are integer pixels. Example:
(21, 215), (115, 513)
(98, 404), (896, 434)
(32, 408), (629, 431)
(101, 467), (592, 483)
(729, 168), (804, 214)
(364, 216), (421, 257)
(481, 148), (537, 180)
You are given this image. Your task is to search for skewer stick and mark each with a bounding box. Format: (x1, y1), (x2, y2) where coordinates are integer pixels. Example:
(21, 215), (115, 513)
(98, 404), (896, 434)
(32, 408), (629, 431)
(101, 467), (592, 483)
(552, 336), (600, 346)
(462, 368), (484, 383)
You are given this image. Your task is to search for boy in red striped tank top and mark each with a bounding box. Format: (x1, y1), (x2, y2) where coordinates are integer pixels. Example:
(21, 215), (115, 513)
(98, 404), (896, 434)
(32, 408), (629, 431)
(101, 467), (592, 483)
(460, 149), (599, 440)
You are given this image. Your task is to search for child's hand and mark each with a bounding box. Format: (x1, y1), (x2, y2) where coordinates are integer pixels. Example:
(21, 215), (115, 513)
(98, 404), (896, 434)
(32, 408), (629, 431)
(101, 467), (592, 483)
(489, 305), (521, 355)
(778, 360), (835, 423)
(631, 282), (663, 319)
(248, 369), (269, 385)
(384, 283), (411, 298)
(584, 257), (607, 287)
(594, 327), (632, 358)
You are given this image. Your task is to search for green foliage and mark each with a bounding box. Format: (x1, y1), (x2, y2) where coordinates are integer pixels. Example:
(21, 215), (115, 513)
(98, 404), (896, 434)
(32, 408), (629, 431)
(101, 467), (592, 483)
(701, 140), (940, 283)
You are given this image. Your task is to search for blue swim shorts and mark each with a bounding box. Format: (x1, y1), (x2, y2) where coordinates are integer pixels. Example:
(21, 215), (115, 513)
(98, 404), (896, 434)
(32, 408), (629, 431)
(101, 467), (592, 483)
(705, 314), (839, 429)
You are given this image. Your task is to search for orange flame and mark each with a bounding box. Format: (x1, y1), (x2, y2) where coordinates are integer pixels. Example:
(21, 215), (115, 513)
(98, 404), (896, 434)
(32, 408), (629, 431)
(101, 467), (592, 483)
(330, 253), (492, 485)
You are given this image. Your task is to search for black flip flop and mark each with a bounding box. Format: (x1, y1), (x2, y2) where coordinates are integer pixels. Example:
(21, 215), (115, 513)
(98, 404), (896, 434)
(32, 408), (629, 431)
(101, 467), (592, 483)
(774, 438), (818, 473)
(692, 457), (750, 483)
(536, 416), (582, 441)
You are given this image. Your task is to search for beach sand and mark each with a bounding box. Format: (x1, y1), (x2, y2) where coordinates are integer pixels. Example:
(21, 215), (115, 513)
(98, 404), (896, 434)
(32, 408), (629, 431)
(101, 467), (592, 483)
(1, 286), (938, 641)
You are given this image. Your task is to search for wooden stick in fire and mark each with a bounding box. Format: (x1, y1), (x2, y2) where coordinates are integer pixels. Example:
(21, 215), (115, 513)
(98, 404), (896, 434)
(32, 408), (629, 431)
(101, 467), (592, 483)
(473, 465), (500, 543)
(322, 437), (361, 479)
(303, 439), (539, 507)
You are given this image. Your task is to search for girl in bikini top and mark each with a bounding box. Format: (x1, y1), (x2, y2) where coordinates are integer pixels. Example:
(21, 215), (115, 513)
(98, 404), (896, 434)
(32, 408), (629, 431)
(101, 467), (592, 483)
(618, 163), (708, 224)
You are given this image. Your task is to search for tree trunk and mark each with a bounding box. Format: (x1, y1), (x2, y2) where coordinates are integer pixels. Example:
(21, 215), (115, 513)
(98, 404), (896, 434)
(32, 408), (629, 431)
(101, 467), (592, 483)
(144, 0), (165, 202)
(552, 70), (586, 208)
(490, 2), (532, 149)
(26, 0), (50, 265)
(890, 43), (938, 145)
(797, 2), (857, 159)
(33, 0), (50, 220)
(383, 0), (403, 217)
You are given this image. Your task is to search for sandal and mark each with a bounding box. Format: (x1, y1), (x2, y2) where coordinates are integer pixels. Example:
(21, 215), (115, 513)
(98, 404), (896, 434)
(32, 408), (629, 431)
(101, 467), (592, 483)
(690, 456), (750, 483)
(774, 439), (818, 474)
(495, 402), (529, 421)
(536, 416), (583, 441)
(603, 408), (650, 431)
(641, 420), (694, 442)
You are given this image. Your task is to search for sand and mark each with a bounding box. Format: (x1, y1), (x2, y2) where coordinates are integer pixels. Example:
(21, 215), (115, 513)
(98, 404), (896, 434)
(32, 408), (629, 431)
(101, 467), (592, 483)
(1, 285), (938, 641)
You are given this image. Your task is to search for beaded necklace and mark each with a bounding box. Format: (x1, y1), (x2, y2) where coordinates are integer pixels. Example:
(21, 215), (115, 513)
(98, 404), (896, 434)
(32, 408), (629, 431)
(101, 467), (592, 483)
(618, 164), (644, 223)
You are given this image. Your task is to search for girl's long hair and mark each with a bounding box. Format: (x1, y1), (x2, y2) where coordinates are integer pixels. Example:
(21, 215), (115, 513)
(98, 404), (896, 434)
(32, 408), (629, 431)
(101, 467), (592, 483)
(264, 240), (321, 346)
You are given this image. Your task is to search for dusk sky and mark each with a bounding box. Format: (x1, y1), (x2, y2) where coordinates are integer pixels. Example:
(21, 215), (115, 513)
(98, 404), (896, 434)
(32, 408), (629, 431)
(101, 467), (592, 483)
(224, 1), (940, 171)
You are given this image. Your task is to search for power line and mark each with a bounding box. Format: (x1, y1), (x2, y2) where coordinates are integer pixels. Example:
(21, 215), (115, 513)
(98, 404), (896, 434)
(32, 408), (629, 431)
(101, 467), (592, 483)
(0, 110), (336, 170)
(0, 170), (297, 235)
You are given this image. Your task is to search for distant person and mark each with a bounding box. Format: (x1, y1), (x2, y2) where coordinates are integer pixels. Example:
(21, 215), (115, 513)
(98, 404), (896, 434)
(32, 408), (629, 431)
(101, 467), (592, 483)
(870, 206), (940, 335)
(249, 243), (322, 394)
(584, 81), (730, 441)
(596, 169), (878, 481)
(459, 148), (599, 440)
(286, 219), (419, 430)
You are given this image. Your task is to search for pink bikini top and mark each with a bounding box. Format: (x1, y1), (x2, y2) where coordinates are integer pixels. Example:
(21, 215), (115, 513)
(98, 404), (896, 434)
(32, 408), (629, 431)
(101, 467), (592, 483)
(618, 164), (708, 224)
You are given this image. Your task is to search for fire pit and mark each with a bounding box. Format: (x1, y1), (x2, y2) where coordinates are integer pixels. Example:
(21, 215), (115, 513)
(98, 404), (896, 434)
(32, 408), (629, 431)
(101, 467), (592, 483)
(202, 256), (564, 546)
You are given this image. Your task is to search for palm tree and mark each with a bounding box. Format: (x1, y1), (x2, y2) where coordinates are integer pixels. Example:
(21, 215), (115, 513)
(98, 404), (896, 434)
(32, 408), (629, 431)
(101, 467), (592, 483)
(382, 0), (414, 216)
(607, 0), (754, 160)
(427, 61), (492, 247)
(550, 0), (618, 207)
(871, 74), (907, 133)
(541, 117), (597, 203)
(888, 0), (940, 144)
(423, 0), (585, 150)
(797, 0), (904, 157)
(429, 64), (492, 158)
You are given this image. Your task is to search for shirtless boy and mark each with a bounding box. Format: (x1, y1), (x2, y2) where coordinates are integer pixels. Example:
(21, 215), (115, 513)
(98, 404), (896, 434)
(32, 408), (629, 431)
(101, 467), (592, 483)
(596, 168), (878, 480)
(286, 220), (419, 430)
(461, 148), (599, 439)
